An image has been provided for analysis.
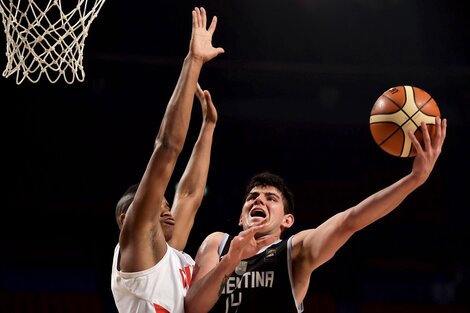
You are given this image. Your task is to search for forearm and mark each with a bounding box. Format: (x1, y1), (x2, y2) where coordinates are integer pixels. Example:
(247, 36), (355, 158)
(169, 123), (215, 250)
(347, 172), (422, 230)
(185, 255), (238, 313)
(156, 56), (204, 149)
(298, 172), (425, 271)
(176, 122), (215, 200)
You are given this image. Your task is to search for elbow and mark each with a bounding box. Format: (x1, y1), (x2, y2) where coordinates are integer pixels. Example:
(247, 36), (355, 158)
(339, 210), (362, 235)
(154, 137), (184, 156)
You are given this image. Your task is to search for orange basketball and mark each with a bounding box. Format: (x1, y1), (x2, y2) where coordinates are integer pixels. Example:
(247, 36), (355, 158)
(369, 85), (441, 157)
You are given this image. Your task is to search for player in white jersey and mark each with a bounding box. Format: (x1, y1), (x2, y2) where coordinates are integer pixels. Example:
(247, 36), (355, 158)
(112, 242), (194, 312)
(111, 7), (224, 313)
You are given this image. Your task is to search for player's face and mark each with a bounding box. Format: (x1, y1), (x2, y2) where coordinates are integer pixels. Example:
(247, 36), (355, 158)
(160, 198), (175, 241)
(239, 185), (293, 238)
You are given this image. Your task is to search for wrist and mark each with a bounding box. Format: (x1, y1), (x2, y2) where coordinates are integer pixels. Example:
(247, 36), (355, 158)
(185, 53), (205, 65)
(219, 253), (240, 273)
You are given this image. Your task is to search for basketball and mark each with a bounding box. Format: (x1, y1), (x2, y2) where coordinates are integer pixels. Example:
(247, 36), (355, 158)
(369, 85), (441, 157)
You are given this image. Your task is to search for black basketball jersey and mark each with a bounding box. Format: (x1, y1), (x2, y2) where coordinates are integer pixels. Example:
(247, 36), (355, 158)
(208, 234), (303, 313)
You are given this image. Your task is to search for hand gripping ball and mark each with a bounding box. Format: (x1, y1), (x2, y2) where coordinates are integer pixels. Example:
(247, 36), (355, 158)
(370, 85), (440, 157)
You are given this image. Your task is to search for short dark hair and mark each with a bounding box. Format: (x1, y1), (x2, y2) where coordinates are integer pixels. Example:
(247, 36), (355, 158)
(115, 184), (138, 227)
(244, 172), (294, 215)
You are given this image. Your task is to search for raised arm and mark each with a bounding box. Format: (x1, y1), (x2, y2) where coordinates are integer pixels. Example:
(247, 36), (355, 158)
(169, 84), (218, 251)
(119, 7), (224, 273)
(291, 117), (447, 303)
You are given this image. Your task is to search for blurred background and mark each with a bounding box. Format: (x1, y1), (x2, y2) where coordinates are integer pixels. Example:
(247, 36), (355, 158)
(1, 0), (469, 312)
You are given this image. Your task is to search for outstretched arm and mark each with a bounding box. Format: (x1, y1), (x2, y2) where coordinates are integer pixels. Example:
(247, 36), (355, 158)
(291, 117), (447, 303)
(119, 7), (224, 273)
(169, 84), (218, 251)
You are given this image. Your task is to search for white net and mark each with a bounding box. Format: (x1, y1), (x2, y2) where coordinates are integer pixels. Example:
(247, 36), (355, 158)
(0, 0), (106, 84)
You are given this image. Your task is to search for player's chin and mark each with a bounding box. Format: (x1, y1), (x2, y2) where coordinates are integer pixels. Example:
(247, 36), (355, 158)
(163, 224), (174, 241)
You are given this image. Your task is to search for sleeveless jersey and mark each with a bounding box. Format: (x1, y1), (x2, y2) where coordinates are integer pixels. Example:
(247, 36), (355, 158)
(111, 243), (194, 313)
(208, 234), (303, 313)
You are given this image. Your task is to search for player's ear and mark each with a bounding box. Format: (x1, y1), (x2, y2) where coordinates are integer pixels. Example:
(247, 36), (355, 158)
(238, 216), (243, 226)
(281, 214), (294, 229)
(119, 213), (126, 229)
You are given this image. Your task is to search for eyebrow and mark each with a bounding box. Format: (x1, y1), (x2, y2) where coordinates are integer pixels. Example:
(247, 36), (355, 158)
(248, 191), (281, 199)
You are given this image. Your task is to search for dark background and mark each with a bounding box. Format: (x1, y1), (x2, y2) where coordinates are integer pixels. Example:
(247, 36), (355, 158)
(1, 0), (469, 312)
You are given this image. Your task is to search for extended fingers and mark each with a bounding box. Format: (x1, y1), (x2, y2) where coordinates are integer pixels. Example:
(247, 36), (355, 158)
(441, 117), (447, 141)
(193, 7), (202, 28)
(196, 83), (205, 102)
(208, 16), (218, 35)
(421, 121), (432, 149)
(409, 129), (423, 155)
(201, 7), (207, 29)
(195, 86), (212, 108)
(193, 7), (208, 29)
(434, 116), (447, 146)
(204, 89), (212, 104)
(433, 117), (447, 156)
(411, 116), (448, 158)
(238, 226), (261, 242)
(193, 7), (218, 35)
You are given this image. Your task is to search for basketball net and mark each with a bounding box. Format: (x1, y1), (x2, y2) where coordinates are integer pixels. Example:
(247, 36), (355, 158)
(0, 0), (106, 84)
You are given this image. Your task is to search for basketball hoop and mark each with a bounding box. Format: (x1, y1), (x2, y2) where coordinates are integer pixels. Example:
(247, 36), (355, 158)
(0, 0), (106, 84)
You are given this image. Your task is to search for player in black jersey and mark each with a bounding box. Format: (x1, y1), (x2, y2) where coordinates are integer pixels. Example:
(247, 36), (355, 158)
(184, 117), (447, 313)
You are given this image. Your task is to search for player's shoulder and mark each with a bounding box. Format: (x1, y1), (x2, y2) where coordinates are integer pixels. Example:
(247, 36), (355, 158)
(197, 231), (226, 254)
(291, 228), (317, 246)
(204, 231), (226, 244)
